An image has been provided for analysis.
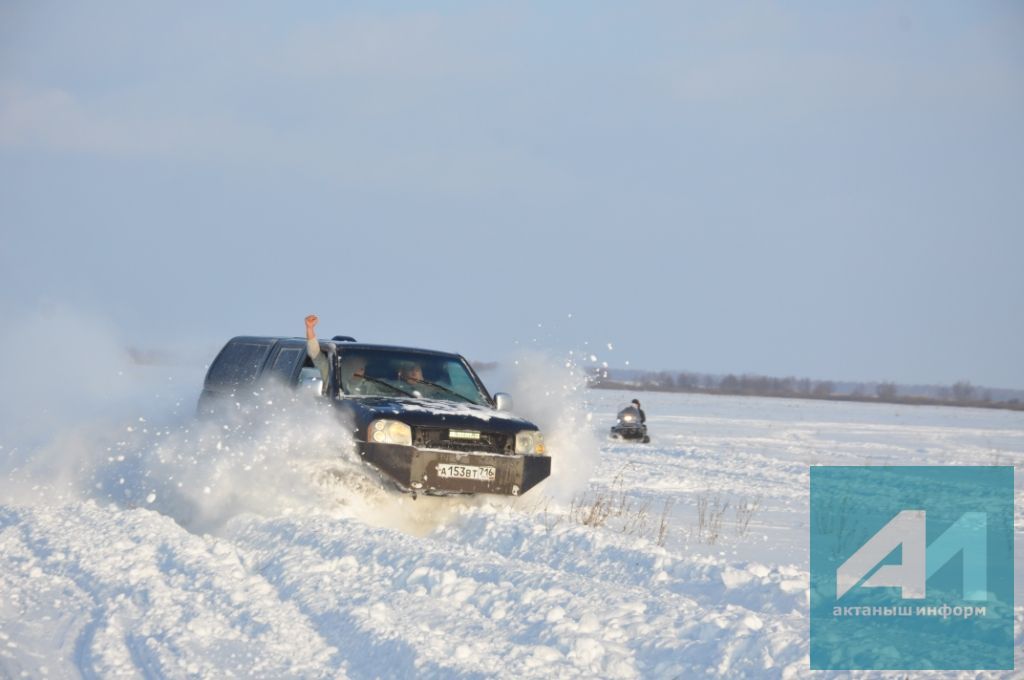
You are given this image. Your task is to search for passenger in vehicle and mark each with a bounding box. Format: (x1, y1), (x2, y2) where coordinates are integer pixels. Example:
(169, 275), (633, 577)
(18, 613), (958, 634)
(304, 314), (329, 389)
(340, 354), (371, 394)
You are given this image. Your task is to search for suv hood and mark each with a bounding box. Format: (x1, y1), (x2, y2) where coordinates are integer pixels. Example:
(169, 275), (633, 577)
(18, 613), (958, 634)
(341, 396), (537, 433)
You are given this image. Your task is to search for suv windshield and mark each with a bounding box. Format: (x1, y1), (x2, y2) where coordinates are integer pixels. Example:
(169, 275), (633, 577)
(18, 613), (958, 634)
(337, 349), (490, 406)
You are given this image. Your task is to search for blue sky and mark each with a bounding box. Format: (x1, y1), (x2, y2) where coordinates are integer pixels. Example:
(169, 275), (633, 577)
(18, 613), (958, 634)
(2, 2), (1022, 388)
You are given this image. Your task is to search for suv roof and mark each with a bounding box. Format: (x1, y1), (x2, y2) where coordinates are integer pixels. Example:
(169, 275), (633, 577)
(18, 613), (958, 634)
(229, 336), (465, 359)
(330, 342), (465, 359)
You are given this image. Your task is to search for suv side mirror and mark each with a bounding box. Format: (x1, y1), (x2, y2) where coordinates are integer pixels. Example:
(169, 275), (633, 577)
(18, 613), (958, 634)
(494, 393), (513, 411)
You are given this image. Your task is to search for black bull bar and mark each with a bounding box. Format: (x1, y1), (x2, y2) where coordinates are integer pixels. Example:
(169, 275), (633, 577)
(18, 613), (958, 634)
(360, 443), (551, 496)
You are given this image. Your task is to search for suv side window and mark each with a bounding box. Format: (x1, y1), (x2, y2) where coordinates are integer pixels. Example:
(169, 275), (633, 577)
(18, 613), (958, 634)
(206, 340), (273, 388)
(266, 346), (305, 385)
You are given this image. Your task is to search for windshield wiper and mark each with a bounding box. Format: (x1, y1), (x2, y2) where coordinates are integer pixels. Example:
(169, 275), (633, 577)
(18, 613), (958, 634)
(357, 375), (418, 398)
(410, 378), (476, 404)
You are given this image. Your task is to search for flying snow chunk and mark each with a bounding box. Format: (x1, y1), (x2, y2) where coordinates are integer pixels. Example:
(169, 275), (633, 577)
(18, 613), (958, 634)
(607, 343), (614, 350)
(589, 355), (597, 362)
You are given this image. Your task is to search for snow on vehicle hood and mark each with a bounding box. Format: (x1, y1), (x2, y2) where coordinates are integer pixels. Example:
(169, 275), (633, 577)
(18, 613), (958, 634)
(342, 396), (537, 431)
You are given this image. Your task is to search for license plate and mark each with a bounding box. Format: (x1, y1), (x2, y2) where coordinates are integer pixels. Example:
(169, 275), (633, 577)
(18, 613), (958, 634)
(448, 430), (480, 440)
(435, 463), (496, 481)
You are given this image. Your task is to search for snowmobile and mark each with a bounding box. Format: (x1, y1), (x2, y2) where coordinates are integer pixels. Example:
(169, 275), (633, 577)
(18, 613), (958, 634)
(609, 403), (649, 443)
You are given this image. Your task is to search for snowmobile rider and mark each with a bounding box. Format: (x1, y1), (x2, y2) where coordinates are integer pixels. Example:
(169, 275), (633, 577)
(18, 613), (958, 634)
(631, 399), (646, 423)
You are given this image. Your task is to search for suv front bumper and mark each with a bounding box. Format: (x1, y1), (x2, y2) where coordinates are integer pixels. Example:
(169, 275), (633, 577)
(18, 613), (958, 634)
(360, 442), (551, 496)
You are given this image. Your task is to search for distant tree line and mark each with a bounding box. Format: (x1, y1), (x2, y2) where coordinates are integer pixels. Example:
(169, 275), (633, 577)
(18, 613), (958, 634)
(589, 370), (1023, 412)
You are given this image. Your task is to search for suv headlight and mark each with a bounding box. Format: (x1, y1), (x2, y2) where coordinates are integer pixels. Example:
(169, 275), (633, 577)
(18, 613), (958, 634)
(515, 430), (546, 455)
(369, 419), (412, 446)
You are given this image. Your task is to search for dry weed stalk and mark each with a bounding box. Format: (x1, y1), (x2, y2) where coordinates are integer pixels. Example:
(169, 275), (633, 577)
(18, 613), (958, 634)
(656, 498), (675, 547)
(564, 465), (675, 544)
(696, 493), (729, 544)
(734, 496), (761, 537)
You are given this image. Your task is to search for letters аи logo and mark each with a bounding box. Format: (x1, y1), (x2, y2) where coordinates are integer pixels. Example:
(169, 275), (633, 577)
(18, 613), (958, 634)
(836, 510), (987, 601)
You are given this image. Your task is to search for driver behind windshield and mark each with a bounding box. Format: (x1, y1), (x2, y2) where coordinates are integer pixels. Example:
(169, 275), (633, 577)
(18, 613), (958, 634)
(397, 361), (424, 386)
(396, 361), (452, 400)
(396, 361), (431, 397)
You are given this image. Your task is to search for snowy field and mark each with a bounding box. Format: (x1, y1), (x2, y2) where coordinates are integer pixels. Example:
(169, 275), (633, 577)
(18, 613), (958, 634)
(2, 371), (1023, 678)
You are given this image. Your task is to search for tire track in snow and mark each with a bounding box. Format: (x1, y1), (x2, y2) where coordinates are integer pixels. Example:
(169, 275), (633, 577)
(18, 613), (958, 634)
(230, 512), (809, 678)
(0, 502), (339, 679)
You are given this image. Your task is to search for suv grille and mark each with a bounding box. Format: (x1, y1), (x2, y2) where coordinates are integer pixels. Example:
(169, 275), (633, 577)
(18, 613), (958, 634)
(413, 427), (513, 455)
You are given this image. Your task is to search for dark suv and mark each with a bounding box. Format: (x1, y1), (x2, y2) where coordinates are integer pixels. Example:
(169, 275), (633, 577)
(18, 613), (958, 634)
(197, 336), (551, 496)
